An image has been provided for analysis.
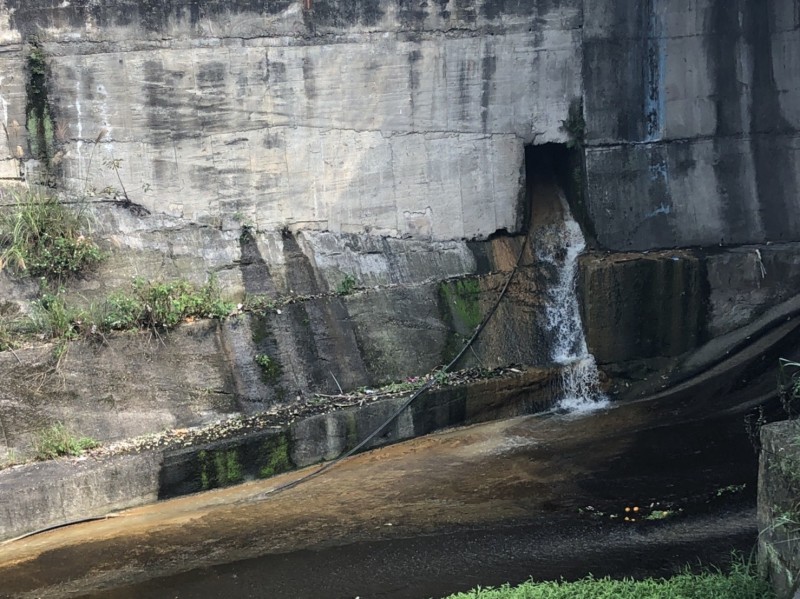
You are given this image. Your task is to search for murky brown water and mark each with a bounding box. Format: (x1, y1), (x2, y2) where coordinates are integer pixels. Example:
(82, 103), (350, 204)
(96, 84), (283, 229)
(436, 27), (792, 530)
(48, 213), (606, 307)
(0, 394), (760, 599)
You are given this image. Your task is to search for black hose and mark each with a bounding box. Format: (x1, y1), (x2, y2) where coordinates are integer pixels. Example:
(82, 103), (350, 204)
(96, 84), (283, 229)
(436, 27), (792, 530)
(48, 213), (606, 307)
(252, 231), (531, 499)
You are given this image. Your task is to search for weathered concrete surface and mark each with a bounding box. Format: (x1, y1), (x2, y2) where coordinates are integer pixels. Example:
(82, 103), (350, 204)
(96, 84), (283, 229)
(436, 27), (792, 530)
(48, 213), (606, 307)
(578, 243), (800, 368)
(759, 421), (800, 599)
(0, 261), (555, 461)
(0, 0), (795, 416)
(0, 0), (583, 241)
(0, 452), (162, 544)
(706, 244), (800, 337)
(0, 0), (797, 249)
(3, 214), (800, 461)
(0, 322), (240, 459)
(0, 3), (797, 572)
(0, 366), (560, 542)
(579, 250), (706, 365)
(583, 0), (800, 251)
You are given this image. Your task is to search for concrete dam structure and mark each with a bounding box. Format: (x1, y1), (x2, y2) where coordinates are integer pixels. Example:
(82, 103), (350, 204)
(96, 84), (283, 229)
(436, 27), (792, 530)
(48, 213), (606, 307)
(0, 1), (799, 595)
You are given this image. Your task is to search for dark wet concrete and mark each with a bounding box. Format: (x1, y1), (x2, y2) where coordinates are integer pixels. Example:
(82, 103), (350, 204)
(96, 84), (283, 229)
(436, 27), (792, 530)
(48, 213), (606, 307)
(0, 383), (763, 599)
(87, 509), (754, 599)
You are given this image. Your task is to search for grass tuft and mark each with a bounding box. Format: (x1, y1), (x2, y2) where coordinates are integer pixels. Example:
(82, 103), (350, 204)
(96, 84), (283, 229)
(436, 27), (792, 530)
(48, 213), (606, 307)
(0, 188), (103, 280)
(101, 276), (234, 331)
(32, 423), (99, 461)
(436, 560), (773, 599)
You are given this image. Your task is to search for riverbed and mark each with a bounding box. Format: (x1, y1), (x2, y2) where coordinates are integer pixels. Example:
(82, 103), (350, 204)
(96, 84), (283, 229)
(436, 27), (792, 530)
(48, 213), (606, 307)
(0, 387), (761, 599)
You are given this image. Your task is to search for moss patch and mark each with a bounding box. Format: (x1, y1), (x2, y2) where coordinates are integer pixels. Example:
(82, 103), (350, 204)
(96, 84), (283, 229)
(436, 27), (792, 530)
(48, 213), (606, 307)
(25, 40), (56, 168)
(198, 447), (244, 490)
(439, 278), (482, 332)
(258, 434), (293, 479)
(345, 412), (359, 450)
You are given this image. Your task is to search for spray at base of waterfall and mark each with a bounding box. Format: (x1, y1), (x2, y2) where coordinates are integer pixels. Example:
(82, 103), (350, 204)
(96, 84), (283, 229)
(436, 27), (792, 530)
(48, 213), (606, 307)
(555, 355), (609, 413)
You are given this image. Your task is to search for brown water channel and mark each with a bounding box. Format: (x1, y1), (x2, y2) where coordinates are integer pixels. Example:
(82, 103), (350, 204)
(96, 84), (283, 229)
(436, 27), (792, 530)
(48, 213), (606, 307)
(0, 395), (760, 599)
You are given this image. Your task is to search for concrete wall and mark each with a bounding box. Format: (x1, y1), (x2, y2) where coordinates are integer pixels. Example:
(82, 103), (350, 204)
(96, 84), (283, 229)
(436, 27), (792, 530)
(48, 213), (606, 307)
(579, 244), (800, 367)
(0, 0), (798, 460)
(584, 0), (800, 250)
(0, 224), (557, 461)
(0, 0), (582, 241)
(758, 420), (800, 599)
(1, 1), (797, 249)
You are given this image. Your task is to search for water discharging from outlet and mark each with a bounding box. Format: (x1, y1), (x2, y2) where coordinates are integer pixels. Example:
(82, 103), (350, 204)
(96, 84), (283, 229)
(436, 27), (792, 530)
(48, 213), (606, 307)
(536, 192), (608, 412)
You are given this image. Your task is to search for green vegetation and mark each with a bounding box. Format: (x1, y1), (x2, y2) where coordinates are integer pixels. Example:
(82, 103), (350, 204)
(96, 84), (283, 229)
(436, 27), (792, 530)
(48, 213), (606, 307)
(0, 189), (103, 280)
(258, 434), (292, 478)
(379, 380), (423, 394)
(198, 448), (244, 490)
(32, 423), (99, 461)
(436, 562), (773, 599)
(778, 358), (800, 419)
(0, 277), (234, 355)
(29, 287), (85, 340)
(243, 293), (276, 312)
(440, 278), (482, 331)
(0, 449), (20, 470)
(0, 322), (12, 351)
(560, 98), (586, 149)
(102, 277), (233, 330)
(336, 273), (357, 296)
(255, 353), (281, 384)
(0, 303), (18, 351)
(26, 40), (57, 165)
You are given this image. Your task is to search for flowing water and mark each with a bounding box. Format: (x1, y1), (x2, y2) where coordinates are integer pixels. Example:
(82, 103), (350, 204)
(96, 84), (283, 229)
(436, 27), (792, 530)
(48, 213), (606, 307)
(536, 192), (608, 412)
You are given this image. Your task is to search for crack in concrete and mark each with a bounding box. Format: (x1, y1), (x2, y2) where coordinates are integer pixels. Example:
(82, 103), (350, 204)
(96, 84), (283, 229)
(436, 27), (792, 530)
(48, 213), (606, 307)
(586, 130), (800, 150)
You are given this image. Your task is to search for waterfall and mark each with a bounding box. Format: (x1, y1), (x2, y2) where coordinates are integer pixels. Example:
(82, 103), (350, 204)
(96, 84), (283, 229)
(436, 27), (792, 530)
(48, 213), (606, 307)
(536, 192), (608, 413)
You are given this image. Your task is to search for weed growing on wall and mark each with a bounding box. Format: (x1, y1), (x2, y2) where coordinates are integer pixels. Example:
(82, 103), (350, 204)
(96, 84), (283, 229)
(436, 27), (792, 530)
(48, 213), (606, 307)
(0, 320), (12, 351)
(0, 302), (19, 351)
(336, 274), (357, 295)
(32, 423), (99, 461)
(254, 353), (282, 383)
(242, 293), (276, 312)
(29, 287), (85, 340)
(778, 358), (800, 419)
(102, 276), (234, 331)
(0, 188), (103, 280)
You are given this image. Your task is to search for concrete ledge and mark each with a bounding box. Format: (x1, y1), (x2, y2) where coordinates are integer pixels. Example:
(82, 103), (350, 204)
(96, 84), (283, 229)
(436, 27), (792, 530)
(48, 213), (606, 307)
(0, 452), (161, 542)
(0, 368), (559, 542)
(758, 420), (800, 599)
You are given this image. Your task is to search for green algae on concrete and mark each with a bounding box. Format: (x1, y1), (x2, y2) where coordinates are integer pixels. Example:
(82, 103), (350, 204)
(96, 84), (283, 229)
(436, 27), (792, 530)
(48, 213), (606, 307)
(438, 277), (484, 367)
(198, 448), (244, 490)
(258, 433), (293, 479)
(439, 278), (483, 332)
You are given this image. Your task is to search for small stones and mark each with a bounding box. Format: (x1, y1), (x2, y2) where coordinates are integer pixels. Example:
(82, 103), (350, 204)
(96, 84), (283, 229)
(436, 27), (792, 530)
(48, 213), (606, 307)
(78, 366), (531, 464)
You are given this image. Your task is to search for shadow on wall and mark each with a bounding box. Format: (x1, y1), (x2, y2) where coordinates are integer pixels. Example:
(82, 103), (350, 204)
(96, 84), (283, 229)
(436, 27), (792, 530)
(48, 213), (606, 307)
(525, 143), (596, 249)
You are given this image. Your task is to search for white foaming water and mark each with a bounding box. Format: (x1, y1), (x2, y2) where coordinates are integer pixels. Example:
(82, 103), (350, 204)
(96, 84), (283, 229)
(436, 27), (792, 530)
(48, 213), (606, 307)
(536, 193), (608, 413)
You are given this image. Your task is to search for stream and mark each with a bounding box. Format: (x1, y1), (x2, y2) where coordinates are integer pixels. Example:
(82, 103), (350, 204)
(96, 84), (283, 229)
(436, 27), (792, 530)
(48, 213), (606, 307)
(0, 394), (760, 599)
